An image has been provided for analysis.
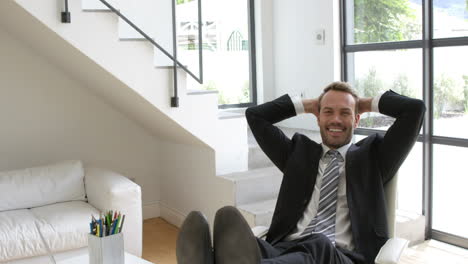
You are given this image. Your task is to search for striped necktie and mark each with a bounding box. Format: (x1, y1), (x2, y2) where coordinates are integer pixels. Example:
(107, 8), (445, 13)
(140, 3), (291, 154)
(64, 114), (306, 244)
(301, 150), (343, 244)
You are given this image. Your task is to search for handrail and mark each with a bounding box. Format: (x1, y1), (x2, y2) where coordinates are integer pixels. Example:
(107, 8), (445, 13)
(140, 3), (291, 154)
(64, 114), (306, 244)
(62, 0), (204, 107)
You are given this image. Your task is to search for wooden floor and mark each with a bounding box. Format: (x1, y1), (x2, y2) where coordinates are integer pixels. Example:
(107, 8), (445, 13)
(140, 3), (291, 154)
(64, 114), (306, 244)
(142, 218), (179, 264)
(142, 218), (468, 264)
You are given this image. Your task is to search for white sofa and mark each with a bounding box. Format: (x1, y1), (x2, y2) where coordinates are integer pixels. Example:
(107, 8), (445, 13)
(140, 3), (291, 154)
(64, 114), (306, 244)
(0, 160), (142, 263)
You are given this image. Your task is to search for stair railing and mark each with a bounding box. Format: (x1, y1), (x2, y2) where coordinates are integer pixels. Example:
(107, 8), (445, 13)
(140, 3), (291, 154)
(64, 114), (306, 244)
(61, 0), (204, 107)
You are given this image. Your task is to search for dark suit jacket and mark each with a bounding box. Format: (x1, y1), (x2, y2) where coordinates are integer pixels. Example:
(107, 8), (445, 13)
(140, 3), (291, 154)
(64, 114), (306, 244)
(245, 91), (425, 264)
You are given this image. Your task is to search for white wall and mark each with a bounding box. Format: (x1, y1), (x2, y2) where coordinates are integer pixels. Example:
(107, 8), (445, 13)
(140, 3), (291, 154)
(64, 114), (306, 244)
(255, 0), (275, 104)
(261, 0), (341, 131)
(215, 117), (248, 175)
(0, 26), (162, 217)
(159, 141), (234, 228)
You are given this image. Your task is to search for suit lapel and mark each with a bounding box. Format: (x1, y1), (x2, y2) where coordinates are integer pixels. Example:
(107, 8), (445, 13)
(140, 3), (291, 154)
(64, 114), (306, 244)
(345, 143), (362, 247)
(344, 143), (359, 214)
(306, 143), (323, 197)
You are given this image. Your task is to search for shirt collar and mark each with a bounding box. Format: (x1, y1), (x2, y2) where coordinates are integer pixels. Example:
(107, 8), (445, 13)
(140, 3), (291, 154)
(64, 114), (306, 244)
(321, 140), (353, 161)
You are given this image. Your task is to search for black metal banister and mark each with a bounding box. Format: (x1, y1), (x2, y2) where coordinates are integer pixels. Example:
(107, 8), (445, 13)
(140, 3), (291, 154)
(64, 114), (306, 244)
(97, 0), (203, 84)
(63, 0), (204, 107)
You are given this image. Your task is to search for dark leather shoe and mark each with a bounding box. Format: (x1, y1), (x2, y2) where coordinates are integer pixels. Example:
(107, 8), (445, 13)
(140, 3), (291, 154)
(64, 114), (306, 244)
(214, 206), (261, 264)
(176, 211), (214, 264)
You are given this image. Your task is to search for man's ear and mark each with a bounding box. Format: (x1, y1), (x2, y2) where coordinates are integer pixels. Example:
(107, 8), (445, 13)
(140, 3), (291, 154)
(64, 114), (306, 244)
(354, 114), (361, 128)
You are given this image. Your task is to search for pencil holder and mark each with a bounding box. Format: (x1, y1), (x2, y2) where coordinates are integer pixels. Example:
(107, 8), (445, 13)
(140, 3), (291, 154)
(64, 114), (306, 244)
(88, 233), (125, 264)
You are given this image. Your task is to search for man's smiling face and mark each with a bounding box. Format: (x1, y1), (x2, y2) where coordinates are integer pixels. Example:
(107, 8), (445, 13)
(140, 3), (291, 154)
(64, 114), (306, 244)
(317, 90), (360, 149)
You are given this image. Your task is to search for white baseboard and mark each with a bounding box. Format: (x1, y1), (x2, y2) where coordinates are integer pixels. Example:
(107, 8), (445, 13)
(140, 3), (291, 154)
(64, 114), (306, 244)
(142, 201), (186, 228)
(142, 202), (161, 220)
(160, 203), (186, 228)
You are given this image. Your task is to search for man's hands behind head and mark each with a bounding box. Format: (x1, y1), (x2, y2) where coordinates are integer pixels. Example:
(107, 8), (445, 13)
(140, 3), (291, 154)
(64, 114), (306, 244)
(302, 98), (320, 118)
(302, 96), (373, 117)
(357, 97), (373, 115)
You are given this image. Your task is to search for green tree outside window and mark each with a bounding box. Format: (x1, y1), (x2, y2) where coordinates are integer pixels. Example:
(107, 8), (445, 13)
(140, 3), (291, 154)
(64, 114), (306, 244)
(433, 74), (460, 119)
(177, 0), (194, 5)
(355, 67), (384, 98)
(354, 0), (420, 43)
(392, 73), (416, 98)
(463, 75), (468, 113)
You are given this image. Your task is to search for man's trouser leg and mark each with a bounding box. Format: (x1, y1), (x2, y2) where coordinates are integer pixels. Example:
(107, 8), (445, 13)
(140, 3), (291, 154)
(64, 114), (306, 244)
(256, 234), (357, 264)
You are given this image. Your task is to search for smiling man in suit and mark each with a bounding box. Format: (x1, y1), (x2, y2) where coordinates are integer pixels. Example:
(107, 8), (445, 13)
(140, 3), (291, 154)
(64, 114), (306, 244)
(176, 82), (425, 264)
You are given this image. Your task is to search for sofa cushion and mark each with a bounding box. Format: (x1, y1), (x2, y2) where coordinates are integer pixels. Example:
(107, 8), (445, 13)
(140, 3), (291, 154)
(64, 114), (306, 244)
(0, 160), (86, 211)
(0, 209), (49, 262)
(31, 201), (100, 254)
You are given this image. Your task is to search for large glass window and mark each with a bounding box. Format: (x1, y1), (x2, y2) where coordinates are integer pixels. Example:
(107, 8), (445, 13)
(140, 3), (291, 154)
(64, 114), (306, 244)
(433, 144), (468, 239)
(345, 0), (422, 44)
(354, 136), (423, 214)
(433, 0), (468, 39)
(347, 49), (423, 130)
(397, 142), (423, 213)
(433, 46), (468, 139)
(180, 0), (256, 107)
(342, 0), (468, 248)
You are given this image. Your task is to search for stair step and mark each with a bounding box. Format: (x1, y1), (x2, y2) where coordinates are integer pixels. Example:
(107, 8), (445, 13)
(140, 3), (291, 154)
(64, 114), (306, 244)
(154, 45), (175, 67)
(82, 0), (119, 11)
(248, 144), (273, 170)
(220, 166), (282, 205)
(248, 126), (322, 147)
(247, 126), (321, 170)
(239, 202), (424, 237)
(215, 117), (248, 175)
(396, 210), (426, 246)
(118, 38), (153, 41)
(188, 90), (219, 96)
(238, 199), (276, 227)
(218, 111), (244, 120)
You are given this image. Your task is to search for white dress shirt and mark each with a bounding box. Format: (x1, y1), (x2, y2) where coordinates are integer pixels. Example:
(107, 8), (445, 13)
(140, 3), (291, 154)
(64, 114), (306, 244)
(283, 94), (382, 250)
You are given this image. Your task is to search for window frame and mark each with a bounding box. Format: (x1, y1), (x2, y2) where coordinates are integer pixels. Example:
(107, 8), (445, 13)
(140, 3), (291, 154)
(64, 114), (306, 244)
(217, 0), (257, 109)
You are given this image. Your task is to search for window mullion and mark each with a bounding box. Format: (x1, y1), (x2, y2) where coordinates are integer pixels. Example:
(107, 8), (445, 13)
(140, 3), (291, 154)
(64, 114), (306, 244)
(432, 36), (468, 47)
(422, 0), (434, 241)
(345, 40), (423, 52)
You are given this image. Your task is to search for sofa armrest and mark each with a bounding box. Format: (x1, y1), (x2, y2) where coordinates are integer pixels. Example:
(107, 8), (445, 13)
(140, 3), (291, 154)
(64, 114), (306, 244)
(84, 168), (142, 257)
(374, 238), (409, 264)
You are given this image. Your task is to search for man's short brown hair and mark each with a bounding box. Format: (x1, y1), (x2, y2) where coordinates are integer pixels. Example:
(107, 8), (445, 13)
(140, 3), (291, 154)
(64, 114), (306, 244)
(318, 82), (359, 113)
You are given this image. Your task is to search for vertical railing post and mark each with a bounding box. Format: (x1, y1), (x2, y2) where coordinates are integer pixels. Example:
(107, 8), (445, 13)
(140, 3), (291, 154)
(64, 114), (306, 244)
(197, 0), (203, 83)
(171, 0), (179, 107)
(61, 0), (71, 23)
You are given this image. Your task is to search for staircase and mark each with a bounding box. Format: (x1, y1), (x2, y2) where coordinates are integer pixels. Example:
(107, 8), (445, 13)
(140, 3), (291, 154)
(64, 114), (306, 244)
(0, 0), (218, 149)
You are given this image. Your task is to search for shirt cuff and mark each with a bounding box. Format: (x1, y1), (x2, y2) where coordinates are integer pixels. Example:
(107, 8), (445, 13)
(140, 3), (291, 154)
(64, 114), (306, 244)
(371, 93), (384, 113)
(291, 95), (305, 115)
